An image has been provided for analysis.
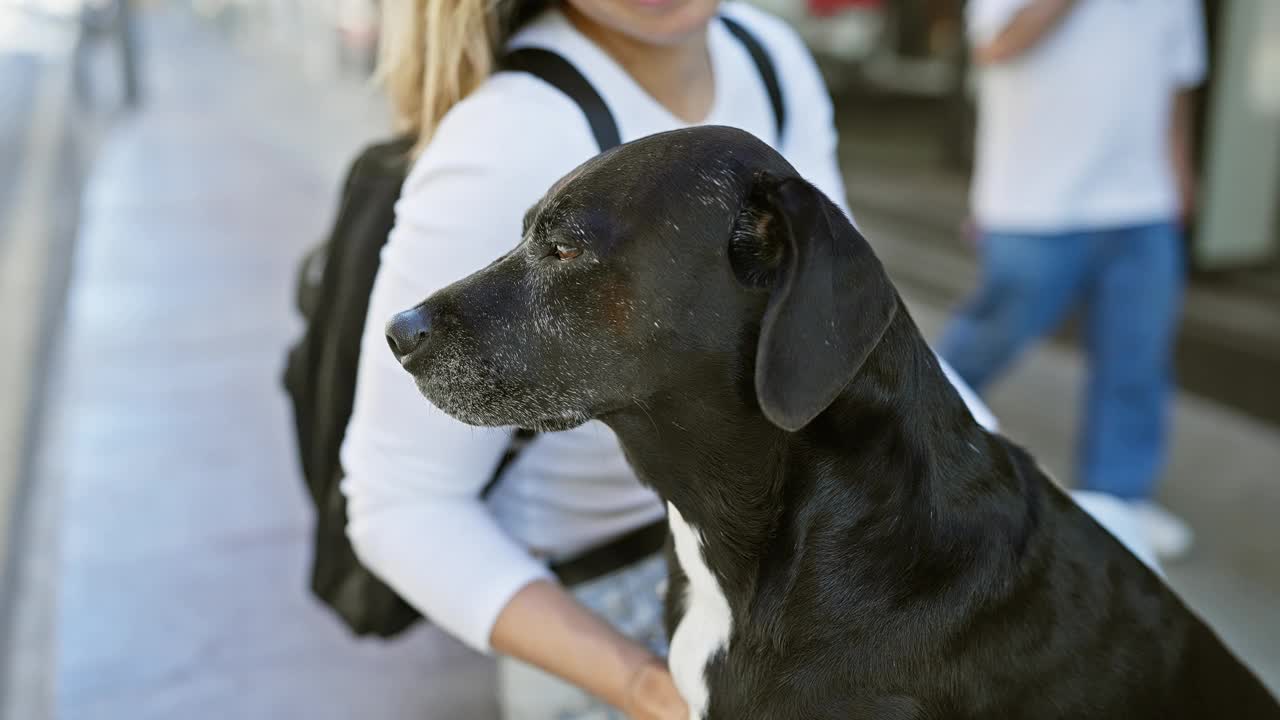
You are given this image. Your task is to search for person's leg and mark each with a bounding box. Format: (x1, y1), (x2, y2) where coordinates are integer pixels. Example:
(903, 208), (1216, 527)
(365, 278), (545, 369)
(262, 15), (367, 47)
(497, 555), (668, 720)
(939, 231), (1091, 393)
(1077, 222), (1184, 500)
(1077, 222), (1189, 558)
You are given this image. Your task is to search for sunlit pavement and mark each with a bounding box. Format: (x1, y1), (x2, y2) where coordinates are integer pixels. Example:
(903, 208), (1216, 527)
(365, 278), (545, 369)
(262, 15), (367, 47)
(2, 3), (1277, 718)
(3, 4), (498, 719)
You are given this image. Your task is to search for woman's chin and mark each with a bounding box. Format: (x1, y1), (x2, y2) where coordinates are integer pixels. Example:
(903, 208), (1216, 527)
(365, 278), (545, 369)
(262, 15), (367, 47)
(567, 0), (720, 47)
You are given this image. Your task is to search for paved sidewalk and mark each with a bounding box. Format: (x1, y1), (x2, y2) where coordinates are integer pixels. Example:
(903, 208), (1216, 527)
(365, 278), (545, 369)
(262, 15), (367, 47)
(35, 6), (498, 719)
(12, 5), (1279, 719)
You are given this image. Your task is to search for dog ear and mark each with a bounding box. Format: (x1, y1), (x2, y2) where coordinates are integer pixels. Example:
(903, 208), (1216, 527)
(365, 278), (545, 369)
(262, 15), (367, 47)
(748, 176), (897, 431)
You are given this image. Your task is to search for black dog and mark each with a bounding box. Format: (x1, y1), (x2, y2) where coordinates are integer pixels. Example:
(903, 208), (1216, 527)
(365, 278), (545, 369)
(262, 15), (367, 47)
(385, 126), (1280, 719)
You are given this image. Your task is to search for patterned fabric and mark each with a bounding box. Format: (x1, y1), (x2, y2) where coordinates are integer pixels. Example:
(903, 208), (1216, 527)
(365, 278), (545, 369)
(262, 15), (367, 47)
(498, 554), (669, 719)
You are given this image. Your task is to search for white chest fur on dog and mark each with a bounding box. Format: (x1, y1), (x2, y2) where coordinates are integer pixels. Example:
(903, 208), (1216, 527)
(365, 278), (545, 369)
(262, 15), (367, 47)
(666, 502), (733, 720)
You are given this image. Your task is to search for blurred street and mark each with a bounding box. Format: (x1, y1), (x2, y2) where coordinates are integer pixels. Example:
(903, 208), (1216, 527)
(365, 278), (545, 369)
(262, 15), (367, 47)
(2, 5), (497, 719)
(1, 2), (1277, 718)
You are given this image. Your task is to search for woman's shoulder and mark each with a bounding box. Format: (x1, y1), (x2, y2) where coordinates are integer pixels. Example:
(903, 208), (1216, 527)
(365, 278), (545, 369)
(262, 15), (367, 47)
(719, 1), (818, 73)
(402, 71), (600, 198)
(719, 2), (837, 157)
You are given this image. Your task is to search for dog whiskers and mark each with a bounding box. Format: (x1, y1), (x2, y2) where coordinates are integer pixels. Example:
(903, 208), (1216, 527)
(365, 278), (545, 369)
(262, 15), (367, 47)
(632, 396), (659, 433)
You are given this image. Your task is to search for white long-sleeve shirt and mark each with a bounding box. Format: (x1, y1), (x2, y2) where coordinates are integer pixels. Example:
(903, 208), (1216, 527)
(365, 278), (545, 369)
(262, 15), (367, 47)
(340, 2), (998, 655)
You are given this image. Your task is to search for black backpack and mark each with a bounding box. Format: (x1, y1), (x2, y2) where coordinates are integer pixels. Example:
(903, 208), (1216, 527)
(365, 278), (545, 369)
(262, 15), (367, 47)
(283, 20), (784, 638)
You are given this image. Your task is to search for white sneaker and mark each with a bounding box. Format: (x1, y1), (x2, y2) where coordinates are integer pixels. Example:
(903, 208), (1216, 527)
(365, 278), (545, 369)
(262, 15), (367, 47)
(1071, 491), (1162, 574)
(1129, 501), (1194, 561)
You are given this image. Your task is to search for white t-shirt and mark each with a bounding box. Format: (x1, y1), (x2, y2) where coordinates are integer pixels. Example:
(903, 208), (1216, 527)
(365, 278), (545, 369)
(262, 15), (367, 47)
(340, 2), (998, 654)
(968, 0), (1207, 233)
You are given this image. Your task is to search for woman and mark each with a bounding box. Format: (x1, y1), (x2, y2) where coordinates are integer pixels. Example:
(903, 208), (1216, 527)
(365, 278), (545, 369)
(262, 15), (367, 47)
(340, 1), (999, 717)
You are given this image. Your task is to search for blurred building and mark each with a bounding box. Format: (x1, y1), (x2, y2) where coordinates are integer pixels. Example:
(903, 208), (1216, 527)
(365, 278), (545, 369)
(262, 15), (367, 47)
(774, 0), (1278, 270)
(1195, 0), (1280, 270)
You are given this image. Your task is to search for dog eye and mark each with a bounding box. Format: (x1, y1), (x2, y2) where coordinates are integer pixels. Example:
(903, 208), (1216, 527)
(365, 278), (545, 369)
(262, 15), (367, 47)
(552, 244), (582, 261)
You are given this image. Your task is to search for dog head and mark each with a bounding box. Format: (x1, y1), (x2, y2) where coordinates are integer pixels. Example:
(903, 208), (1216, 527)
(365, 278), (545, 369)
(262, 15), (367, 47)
(387, 126), (897, 432)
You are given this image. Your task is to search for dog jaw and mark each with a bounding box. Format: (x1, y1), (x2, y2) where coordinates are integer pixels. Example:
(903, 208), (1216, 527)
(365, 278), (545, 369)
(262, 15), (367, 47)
(411, 350), (595, 432)
(415, 373), (593, 431)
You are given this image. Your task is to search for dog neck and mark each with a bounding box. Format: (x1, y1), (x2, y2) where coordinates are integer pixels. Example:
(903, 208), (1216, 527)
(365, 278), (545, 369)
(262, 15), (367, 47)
(602, 310), (1027, 634)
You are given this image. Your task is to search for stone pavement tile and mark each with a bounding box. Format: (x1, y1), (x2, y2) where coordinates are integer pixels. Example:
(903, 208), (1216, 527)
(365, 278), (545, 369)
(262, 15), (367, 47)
(63, 647), (495, 720)
(58, 537), (497, 719)
(80, 119), (331, 218)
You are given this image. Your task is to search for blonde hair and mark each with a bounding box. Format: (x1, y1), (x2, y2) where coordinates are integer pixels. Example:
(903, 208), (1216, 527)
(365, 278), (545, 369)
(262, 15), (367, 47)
(379, 0), (546, 157)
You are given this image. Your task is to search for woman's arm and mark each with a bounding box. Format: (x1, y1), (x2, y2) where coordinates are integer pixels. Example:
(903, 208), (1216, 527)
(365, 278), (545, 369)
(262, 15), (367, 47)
(345, 269), (684, 714)
(491, 580), (688, 718)
(341, 78), (686, 717)
(346, 332), (686, 715)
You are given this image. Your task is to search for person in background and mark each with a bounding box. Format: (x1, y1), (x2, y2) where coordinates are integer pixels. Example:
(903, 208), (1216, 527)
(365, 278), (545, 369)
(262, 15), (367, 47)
(940, 0), (1207, 559)
(340, 0), (1002, 718)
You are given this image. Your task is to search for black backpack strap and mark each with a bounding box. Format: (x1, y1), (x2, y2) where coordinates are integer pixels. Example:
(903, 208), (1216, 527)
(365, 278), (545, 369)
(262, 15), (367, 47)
(505, 22), (785, 147)
(480, 427), (536, 499)
(720, 15), (787, 143)
(501, 48), (622, 152)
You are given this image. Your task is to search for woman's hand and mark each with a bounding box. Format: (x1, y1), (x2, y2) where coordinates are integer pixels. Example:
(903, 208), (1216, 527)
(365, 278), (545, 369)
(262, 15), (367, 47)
(621, 658), (689, 720)
(490, 580), (688, 718)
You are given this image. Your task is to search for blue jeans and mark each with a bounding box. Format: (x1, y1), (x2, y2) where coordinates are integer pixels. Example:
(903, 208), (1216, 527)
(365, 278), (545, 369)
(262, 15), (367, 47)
(939, 223), (1185, 500)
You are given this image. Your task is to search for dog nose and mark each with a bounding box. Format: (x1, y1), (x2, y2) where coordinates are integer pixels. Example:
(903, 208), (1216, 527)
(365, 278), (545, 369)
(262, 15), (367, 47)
(385, 306), (432, 362)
